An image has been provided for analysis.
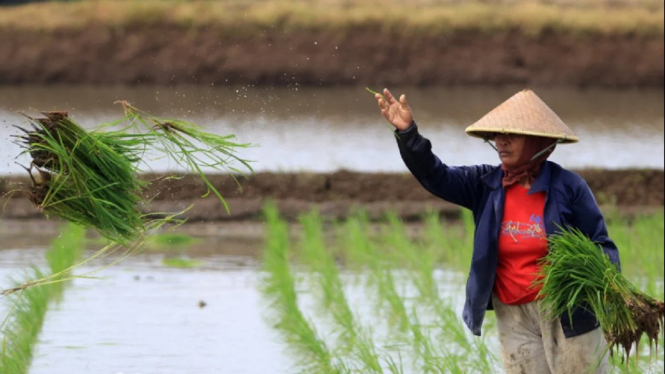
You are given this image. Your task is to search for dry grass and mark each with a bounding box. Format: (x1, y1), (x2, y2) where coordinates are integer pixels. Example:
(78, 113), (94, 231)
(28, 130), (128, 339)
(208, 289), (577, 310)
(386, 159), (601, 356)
(0, 0), (662, 36)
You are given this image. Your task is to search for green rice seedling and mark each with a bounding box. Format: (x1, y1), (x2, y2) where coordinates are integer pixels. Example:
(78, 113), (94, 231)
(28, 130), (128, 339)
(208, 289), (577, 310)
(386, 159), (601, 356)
(382, 211), (439, 301)
(336, 214), (409, 334)
(365, 87), (384, 100)
(146, 232), (199, 252)
(1, 268), (49, 374)
(432, 295), (498, 374)
(535, 227), (665, 365)
(162, 257), (203, 269)
(44, 224), (86, 298)
(1, 222), (87, 373)
(605, 212), (665, 372)
(298, 210), (384, 373)
(260, 202), (348, 374)
(339, 213), (448, 372)
(376, 265), (452, 373)
(336, 210), (376, 271)
(115, 101), (253, 213)
(421, 209), (475, 271)
(382, 211), (498, 373)
(606, 212), (664, 296)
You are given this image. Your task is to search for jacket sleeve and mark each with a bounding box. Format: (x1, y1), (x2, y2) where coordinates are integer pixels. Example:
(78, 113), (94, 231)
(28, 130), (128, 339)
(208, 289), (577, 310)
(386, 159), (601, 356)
(570, 178), (621, 269)
(395, 122), (490, 211)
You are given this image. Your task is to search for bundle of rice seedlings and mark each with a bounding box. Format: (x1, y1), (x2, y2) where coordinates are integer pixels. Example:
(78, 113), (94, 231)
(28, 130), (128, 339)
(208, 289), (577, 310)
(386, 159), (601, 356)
(4, 104), (252, 295)
(13, 111), (146, 244)
(535, 228), (664, 363)
(11, 103), (252, 241)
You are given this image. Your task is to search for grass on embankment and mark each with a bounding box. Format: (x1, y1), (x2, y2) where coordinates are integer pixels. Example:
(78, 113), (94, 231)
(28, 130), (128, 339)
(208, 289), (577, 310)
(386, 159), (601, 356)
(1, 223), (86, 374)
(0, 0), (662, 37)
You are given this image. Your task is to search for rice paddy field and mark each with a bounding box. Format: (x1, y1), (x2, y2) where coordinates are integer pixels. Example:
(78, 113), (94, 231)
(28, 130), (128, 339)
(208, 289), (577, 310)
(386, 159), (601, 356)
(0, 2), (662, 372)
(0, 204), (662, 373)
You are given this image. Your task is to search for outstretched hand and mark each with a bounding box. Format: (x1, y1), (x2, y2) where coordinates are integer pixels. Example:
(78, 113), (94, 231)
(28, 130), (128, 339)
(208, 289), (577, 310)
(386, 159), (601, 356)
(375, 88), (413, 131)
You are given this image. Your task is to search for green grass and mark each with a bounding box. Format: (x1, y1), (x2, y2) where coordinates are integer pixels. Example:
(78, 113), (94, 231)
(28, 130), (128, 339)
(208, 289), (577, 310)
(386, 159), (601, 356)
(262, 204), (663, 374)
(0, 0), (662, 37)
(1, 223), (87, 374)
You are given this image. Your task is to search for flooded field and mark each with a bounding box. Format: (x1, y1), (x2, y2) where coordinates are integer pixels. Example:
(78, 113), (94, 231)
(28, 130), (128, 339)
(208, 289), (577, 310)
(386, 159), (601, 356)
(0, 221), (491, 374)
(0, 85), (663, 176)
(0, 206), (662, 373)
(0, 247), (290, 373)
(0, 84), (662, 373)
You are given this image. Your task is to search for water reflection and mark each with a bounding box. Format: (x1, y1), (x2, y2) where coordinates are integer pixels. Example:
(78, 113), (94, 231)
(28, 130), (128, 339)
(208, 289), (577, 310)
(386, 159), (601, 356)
(0, 85), (662, 174)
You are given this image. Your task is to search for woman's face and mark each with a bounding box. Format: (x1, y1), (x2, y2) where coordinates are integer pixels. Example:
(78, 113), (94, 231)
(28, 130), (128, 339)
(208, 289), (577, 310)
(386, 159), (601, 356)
(493, 133), (527, 169)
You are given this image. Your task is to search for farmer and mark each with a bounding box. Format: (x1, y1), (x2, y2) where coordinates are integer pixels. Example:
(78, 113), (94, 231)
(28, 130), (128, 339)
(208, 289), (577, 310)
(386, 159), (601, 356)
(373, 88), (620, 374)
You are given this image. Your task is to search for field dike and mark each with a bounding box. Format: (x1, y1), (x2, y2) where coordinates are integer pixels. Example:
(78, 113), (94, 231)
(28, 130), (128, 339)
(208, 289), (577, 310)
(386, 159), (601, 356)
(0, 1), (662, 87)
(2, 169), (663, 223)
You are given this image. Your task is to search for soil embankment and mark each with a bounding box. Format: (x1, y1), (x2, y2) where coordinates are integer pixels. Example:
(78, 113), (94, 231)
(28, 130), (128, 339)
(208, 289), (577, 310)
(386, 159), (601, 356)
(1, 169), (662, 223)
(1, 0), (663, 87)
(0, 26), (662, 88)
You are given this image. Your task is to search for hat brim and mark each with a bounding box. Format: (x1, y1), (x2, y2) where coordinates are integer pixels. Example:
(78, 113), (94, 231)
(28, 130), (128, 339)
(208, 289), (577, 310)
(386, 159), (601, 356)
(466, 127), (579, 143)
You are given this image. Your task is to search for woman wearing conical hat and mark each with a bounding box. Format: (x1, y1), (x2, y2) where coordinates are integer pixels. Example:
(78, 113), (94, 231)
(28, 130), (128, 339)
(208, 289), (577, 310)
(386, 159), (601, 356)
(374, 88), (620, 374)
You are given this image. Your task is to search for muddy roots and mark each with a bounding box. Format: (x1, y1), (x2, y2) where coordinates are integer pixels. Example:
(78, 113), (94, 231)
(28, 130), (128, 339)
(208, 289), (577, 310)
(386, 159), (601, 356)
(607, 294), (665, 363)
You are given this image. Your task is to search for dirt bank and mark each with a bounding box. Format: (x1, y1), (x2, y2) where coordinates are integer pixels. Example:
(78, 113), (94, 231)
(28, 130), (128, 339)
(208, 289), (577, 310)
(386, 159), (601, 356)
(1, 169), (662, 223)
(0, 26), (662, 87)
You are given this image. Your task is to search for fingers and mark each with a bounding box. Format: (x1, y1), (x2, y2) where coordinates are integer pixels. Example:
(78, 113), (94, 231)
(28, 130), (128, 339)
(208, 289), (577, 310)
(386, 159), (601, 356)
(399, 94), (409, 110)
(383, 88), (397, 104)
(375, 94), (386, 110)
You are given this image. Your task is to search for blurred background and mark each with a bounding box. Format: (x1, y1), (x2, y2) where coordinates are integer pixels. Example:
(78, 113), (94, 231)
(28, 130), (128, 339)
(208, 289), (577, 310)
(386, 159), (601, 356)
(0, 1), (662, 373)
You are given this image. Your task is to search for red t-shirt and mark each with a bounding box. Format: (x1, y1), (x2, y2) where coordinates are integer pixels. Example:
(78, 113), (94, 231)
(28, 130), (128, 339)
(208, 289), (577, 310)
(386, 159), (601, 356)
(494, 184), (549, 305)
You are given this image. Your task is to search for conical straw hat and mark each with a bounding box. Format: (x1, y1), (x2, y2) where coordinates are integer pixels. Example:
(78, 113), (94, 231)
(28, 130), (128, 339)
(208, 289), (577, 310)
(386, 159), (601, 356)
(465, 89), (579, 143)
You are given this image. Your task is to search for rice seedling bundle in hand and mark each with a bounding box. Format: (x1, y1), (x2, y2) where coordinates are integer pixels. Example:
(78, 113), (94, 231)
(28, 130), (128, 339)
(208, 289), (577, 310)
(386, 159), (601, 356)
(535, 228), (664, 363)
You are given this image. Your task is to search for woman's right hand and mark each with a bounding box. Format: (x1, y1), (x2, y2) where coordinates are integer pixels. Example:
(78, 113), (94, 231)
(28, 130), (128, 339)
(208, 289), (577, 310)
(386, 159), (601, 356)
(375, 88), (413, 132)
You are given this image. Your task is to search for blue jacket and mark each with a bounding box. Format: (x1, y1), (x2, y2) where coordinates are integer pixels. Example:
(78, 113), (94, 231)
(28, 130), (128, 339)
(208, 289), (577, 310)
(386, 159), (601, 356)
(396, 123), (621, 338)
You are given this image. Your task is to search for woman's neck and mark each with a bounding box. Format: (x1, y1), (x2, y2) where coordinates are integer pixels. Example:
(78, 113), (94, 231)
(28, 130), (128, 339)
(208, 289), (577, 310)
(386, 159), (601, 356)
(519, 176), (531, 189)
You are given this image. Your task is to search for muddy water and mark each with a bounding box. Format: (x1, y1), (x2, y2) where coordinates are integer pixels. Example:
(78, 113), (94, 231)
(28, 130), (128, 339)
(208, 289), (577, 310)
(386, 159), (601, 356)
(0, 242), (293, 374)
(0, 85), (662, 175)
(0, 226), (662, 373)
(0, 238), (487, 374)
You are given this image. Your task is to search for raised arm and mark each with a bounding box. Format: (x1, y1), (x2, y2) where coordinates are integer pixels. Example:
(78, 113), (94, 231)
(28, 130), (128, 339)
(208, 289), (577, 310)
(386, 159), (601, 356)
(374, 88), (491, 211)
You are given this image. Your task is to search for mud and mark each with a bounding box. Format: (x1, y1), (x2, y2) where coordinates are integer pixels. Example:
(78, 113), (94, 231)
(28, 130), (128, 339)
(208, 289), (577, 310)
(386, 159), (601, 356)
(1, 169), (662, 223)
(0, 26), (662, 87)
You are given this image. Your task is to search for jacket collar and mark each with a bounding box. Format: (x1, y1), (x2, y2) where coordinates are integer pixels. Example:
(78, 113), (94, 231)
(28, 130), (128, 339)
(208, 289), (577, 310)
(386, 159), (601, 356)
(529, 161), (552, 194)
(482, 161), (552, 194)
(481, 165), (503, 190)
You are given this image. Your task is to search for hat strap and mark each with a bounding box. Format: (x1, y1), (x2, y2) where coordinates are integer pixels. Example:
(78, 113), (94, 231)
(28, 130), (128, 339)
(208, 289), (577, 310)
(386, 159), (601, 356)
(529, 133), (567, 161)
(483, 133), (568, 160)
(483, 137), (499, 153)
